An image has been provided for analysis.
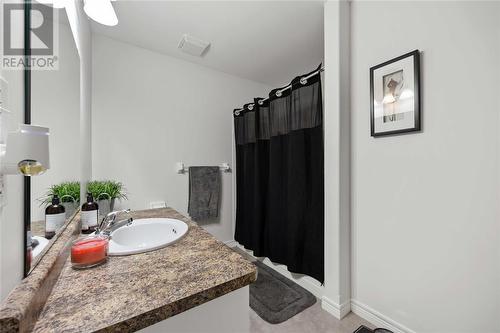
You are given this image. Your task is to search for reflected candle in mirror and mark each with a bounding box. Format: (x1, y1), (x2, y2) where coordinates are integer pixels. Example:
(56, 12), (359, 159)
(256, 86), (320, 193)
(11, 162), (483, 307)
(71, 236), (109, 269)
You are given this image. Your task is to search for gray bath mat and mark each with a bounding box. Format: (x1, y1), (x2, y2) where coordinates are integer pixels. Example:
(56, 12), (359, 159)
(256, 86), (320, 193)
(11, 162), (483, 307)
(354, 326), (394, 333)
(250, 260), (316, 324)
(354, 326), (373, 333)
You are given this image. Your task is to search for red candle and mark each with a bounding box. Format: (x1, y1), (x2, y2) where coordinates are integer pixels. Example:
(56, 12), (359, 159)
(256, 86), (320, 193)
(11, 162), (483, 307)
(71, 236), (108, 269)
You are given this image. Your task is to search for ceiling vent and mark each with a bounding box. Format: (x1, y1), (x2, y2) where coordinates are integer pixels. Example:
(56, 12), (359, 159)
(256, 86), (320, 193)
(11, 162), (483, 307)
(178, 34), (210, 57)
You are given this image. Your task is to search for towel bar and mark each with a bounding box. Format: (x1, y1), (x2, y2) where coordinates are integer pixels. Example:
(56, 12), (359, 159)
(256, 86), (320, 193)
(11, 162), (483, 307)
(175, 162), (231, 174)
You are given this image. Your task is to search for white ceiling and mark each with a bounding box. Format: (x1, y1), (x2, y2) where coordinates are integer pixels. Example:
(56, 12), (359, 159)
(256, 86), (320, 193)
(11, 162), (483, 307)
(90, 1), (324, 87)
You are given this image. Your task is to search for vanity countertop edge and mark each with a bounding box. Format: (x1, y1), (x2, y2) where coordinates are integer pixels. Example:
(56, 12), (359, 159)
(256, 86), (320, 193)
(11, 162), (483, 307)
(0, 208), (256, 333)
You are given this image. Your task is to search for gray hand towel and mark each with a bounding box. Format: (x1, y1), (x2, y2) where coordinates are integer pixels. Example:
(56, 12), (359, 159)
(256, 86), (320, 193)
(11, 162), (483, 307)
(188, 166), (221, 221)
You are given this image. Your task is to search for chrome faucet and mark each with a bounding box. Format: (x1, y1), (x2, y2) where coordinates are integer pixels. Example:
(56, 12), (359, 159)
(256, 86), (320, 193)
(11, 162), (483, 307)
(96, 209), (133, 236)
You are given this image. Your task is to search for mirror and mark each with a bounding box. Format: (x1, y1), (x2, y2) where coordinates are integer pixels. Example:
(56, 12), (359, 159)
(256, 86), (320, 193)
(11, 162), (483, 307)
(26, 8), (80, 274)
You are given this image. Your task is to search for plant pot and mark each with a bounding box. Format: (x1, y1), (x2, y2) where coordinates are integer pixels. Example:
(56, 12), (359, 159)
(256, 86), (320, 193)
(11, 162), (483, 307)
(59, 195), (78, 220)
(98, 198), (115, 218)
(61, 202), (78, 219)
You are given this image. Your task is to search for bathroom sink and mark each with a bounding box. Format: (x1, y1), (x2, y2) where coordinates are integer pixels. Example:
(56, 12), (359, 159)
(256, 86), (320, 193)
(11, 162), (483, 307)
(32, 236), (49, 259)
(108, 218), (188, 256)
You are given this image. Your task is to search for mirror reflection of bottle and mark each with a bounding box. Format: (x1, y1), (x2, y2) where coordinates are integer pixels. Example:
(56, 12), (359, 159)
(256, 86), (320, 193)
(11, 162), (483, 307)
(26, 231), (33, 273)
(81, 192), (99, 234)
(45, 195), (66, 239)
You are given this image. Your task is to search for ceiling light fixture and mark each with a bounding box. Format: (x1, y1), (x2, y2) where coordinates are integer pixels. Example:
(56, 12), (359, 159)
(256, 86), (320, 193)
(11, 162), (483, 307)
(35, 0), (67, 9)
(1, 125), (50, 176)
(34, 0), (118, 27)
(83, 0), (118, 26)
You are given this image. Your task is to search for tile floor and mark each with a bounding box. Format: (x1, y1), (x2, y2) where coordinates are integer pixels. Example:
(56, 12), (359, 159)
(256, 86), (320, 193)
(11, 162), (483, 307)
(250, 302), (374, 333)
(231, 247), (374, 333)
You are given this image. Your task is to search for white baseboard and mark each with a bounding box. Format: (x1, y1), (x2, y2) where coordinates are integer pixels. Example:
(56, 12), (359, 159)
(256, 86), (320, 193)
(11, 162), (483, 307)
(223, 240), (238, 248)
(321, 296), (351, 319)
(351, 299), (416, 333)
(225, 241), (415, 333)
(229, 242), (325, 299)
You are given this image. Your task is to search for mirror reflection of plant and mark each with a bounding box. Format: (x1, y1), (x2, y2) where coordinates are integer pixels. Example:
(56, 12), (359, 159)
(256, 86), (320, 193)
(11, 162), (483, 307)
(39, 181), (80, 206)
(38, 180), (127, 206)
(87, 180), (127, 201)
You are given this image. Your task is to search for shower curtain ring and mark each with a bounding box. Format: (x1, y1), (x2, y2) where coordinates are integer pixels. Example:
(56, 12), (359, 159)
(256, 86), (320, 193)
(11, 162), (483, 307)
(300, 77), (308, 85)
(234, 110), (240, 116)
(258, 99), (264, 105)
(276, 90), (282, 97)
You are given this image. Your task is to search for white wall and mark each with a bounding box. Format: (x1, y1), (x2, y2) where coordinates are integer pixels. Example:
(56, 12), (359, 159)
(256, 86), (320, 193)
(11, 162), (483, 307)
(0, 71), (23, 301)
(0, 81), (24, 302)
(322, 0), (352, 319)
(31, 23), (80, 221)
(91, 35), (271, 242)
(0, 0), (24, 300)
(65, 0), (92, 202)
(350, 1), (500, 332)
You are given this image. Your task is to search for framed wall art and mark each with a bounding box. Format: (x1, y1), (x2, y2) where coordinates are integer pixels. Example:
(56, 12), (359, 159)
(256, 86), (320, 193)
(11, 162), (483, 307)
(370, 50), (421, 137)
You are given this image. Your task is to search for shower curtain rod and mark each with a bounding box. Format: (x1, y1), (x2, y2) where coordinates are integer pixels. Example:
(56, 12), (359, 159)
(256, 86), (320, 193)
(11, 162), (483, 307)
(234, 66), (324, 115)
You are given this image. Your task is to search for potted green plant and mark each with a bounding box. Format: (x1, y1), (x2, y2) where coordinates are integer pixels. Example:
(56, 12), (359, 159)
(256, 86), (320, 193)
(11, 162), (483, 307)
(39, 181), (80, 218)
(39, 180), (128, 219)
(87, 180), (128, 217)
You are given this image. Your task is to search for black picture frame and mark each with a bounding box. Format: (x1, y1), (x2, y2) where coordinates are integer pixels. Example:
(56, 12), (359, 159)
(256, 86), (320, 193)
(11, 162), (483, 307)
(370, 50), (421, 137)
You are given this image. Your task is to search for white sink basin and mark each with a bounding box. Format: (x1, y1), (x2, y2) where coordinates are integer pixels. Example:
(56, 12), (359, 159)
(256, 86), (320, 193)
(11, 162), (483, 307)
(108, 218), (188, 256)
(32, 236), (49, 259)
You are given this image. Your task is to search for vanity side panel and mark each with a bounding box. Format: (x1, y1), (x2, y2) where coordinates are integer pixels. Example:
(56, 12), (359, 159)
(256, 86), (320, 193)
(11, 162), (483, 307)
(0, 215), (80, 332)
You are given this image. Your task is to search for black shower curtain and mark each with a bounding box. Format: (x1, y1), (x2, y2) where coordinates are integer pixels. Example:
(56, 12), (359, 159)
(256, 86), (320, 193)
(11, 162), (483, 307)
(234, 65), (324, 283)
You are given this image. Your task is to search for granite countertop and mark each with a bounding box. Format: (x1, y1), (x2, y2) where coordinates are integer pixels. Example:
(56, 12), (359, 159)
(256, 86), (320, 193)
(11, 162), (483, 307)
(32, 208), (256, 333)
(31, 221), (45, 237)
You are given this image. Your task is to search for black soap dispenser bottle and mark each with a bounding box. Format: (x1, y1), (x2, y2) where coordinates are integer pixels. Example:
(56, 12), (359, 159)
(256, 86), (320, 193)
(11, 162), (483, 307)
(45, 195), (66, 239)
(81, 192), (99, 234)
